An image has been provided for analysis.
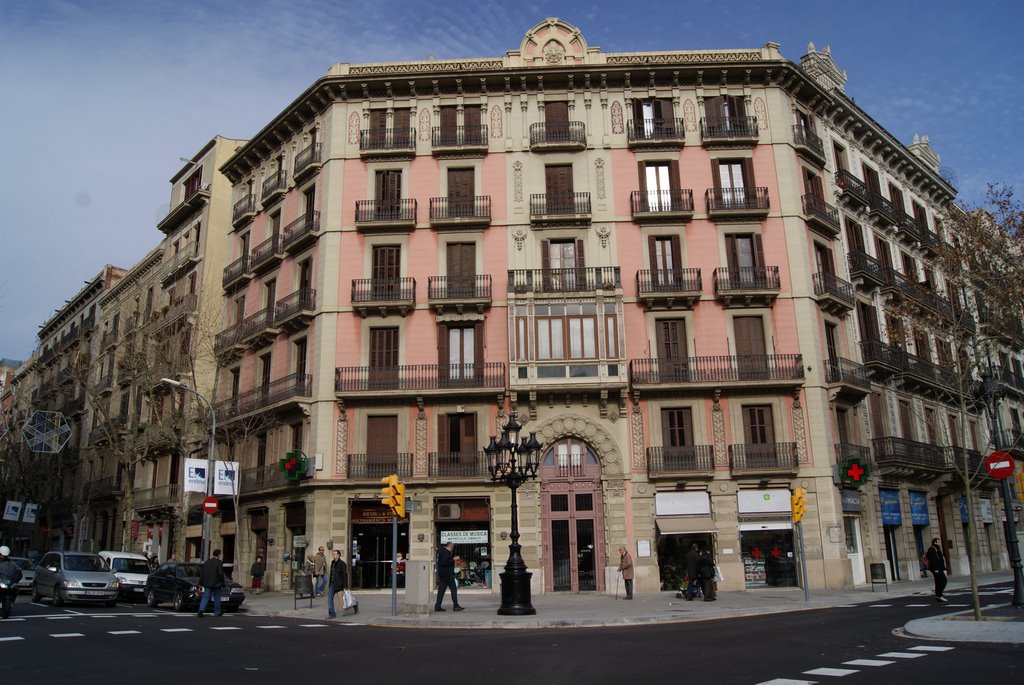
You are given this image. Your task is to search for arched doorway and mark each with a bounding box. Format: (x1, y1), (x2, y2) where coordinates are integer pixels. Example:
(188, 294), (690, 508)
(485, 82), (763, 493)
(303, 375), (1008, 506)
(540, 438), (605, 592)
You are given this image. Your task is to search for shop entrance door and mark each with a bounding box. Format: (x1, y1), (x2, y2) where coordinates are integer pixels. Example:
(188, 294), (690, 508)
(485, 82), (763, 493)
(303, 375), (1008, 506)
(844, 516), (865, 585)
(540, 438), (604, 592)
(883, 524), (902, 581)
(352, 523), (408, 590)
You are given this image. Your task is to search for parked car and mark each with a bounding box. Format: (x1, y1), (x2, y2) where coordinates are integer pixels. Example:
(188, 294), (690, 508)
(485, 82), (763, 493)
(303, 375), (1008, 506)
(32, 551), (119, 606)
(99, 551), (152, 601)
(145, 561), (245, 612)
(10, 557), (35, 594)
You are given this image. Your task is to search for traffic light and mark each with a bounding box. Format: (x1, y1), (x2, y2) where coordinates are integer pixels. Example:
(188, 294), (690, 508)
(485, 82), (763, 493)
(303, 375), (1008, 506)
(279, 450), (308, 481)
(379, 474), (406, 518)
(791, 487), (807, 524)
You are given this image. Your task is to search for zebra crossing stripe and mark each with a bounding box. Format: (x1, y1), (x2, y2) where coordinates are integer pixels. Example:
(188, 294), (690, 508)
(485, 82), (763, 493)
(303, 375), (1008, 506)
(908, 646), (954, 652)
(804, 667), (858, 676)
(843, 659), (894, 667)
(754, 679), (818, 685)
(0, 637), (25, 642)
(108, 630), (141, 635)
(877, 652), (925, 659)
(50, 633), (84, 638)
(161, 628), (192, 633)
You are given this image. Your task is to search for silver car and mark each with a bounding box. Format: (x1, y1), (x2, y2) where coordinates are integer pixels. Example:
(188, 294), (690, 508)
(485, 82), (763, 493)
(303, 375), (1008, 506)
(10, 557), (35, 593)
(32, 551), (119, 606)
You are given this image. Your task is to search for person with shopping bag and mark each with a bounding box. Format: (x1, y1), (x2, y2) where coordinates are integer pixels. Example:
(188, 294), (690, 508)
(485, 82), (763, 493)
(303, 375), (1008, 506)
(326, 548), (358, 618)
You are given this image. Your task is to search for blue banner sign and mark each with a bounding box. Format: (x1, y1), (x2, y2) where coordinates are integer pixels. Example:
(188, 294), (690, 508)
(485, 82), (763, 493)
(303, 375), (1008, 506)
(909, 491), (929, 525)
(880, 488), (902, 525)
(960, 495), (969, 522)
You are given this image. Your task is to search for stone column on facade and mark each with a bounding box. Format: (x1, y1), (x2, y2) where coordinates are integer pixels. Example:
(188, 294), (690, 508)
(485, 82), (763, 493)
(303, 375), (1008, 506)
(335, 402), (348, 478)
(793, 388), (808, 465)
(712, 390), (727, 467)
(630, 393), (645, 472)
(414, 398), (428, 477)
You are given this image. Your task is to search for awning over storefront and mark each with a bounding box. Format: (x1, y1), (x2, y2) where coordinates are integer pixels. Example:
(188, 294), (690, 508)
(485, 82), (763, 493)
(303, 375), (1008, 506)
(656, 516), (716, 534)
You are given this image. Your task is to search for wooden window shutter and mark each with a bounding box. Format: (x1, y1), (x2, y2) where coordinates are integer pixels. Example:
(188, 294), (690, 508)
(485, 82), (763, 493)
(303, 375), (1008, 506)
(647, 236), (658, 268)
(725, 235), (738, 272)
(742, 158), (756, 196)
(575, 239), (586, 268)
(464, 106), (481, 127)
(437, 414), (449, 454)
(474, 323), (484, 366)
(669, 160), (681, 190)
(753, 234), (765, 269)
(670, 235), (682, 270)
(437, 323), (449, 367)
(637, 161), (647, 192)
(711, 159), (722, 190)
(541, 240), (551, 271)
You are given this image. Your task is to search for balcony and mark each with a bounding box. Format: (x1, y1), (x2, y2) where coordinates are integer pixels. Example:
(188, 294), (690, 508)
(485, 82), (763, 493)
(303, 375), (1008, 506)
(873, 436), (950, 481)
(347, 453), (414, 480)
(232, 195), (256, 228)
(801, 194), (840, 236)
(350, 277), (416, 317)
(431, 124), (488, 156)
(261, 170), (287, 207)
(134, 484), (180, 512)
(354, 199), (417, 232)
(628, 354), (804, 390)
(646, 445), (716, 478)
(101, 329), (118, 351)
(359, 128), (415, 159)
(275, 288), (316, 332)
(812, 271), (855, 315)
(834, 170), (869, 208)
(626, 118), (686, 149)
(528, 121), (586, 152)
(978, 306), (1024, 344)
(428, 196), (491, 229)
(213, 323), (246, 360)
(160, 246), (202, 284)
(867, 192), (898, 227)
(155, 294), (198, 332)
(241, 465), (291, 494)
(88, 475), (123, 500)
(97, 371), (114, 396)
(248, 233), (284, 276)
(238, 306), (280, 348)
(508, 267), (621, 295)
(729, 443), (798, 475)
(158, 183), (211, 234)
(825, 357), (871, 399)
(529, 192), (592, 225)
(704, 187), (770, 220)
(427, 275), (492, 314)
(428, 451), (490, 479)
(222, 254), (252, 292)
(636, 268), (702, 310)
(896, 211), (923, 245)
(282, 211), (320, 254)
(901, 350), (957, 395)
(214, 372), (312, 422)
(997, 429), (1024, 458)
(630, 189), (695, 223)
(860, 339), (902, 377)
(700, 116), (758, 146)
(847, 250), (887, 290)
(919, 225), (941, 253)
(293, 142), (323, 182)
(335, 362), (506, 398)
(792, 125), (826, 166)
(712, 266), (781, 307)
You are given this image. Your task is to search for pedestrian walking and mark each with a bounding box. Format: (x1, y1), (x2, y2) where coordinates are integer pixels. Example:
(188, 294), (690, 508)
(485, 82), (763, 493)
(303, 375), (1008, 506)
(313, 546), (327, 597)
(685, 542), (700, 600)
(698, 547), (716, 601)
(197, 549), (226, 617)
(434, 541), (464, 611)
(250, 555), (265, 595)
(618, 546), (634, 600)
(327, 549), (357, 618)
(925, 537), (948, 602)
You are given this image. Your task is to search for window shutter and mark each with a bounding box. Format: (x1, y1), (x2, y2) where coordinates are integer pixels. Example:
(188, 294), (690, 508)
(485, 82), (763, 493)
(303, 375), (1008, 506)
(541, 240), (551, 271)
(670, 235), (682, 270)
(742, 158), (756, 198)
(669, 160), (681, 190)
(711, 160), (722, 190)
(437, 324), (449, 367)
(647, 235), (658, 268)
(473, 323), (484, 368)
(753, 234), (765, 269)
(575, 239), (586, 268)
(725, 234), (738, 272)
(437, 414), (449, 454)
(637, 161), (647, 193)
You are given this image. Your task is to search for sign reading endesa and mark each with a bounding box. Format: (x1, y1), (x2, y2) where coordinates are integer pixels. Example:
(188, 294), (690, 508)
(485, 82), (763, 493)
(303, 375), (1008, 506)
(184, 459), (208, 493)
(183, 459), (239, 495)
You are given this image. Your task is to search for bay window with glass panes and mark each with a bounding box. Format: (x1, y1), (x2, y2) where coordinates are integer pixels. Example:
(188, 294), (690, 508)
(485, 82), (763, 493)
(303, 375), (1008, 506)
(510, 299), (624, 380)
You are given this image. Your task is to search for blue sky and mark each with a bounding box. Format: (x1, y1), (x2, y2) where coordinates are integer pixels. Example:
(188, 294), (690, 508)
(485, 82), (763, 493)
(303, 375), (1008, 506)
(1, 0), (1021, 360)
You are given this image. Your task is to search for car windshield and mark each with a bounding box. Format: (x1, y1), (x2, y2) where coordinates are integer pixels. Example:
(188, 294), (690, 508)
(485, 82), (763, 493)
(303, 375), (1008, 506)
(111, 559), (151, 574)
(63, 555), (108, 572)
(176, 565), (202, 579)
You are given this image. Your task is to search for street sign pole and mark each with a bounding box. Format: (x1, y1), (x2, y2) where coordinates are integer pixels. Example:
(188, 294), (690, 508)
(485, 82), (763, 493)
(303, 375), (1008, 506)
(986, 450), (1023, 607)
(391, 514), (398, 617)
(797, 520), (810, 602)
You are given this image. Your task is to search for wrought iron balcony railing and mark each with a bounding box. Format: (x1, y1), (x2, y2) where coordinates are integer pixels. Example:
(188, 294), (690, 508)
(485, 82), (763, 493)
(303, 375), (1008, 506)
(248, 233), (283, 274)
(792, 125), (825, 161)
(428, 196), (491, 223)
(359, 128), (415, 152)
(705, 187), (770, 213)
(282, 211), (320, 253)
(427, 274), (492, 301)
(700, 115), (758, 140)
(630, 189), (695, 217)
(241, 465), (290, 493)
(812, 271), (855, 307)
(428, 451), (490, 478)
(354, 198), (417, 224)
(232, 195), (256, 225)
(713, 266), (781, 293)
(347, 453), (414, 480)
(834, 170), (869, 205)
(646, 445), (716, 477)
(636, 268), (702, 296)
(847, 250), (887, 287)
(335, 362), (506, 393)
(261, 170), (287, 204)
(802, 194), (840, 232)
(873, 436), (949, 470)
(825, 357), (871, 389)
(729, 443), (798, 472)
(431, 124), (488, 149)
(529, 121), (586, 148)
(293, 142), (323, 179)
(350, 277), (416, 304)
(275, 288), (316, 326)
(626, 118), (686, 144)
(867, 192), (898, 225)
(214, 372), (312, 420)
(222, 254), (251, 290)
(508, 267), (620, 294)
(529, 192), (592, 218)
(628, 354), (804, 384)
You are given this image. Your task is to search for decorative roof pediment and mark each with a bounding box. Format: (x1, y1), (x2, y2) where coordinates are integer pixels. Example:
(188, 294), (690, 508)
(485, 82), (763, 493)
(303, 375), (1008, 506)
(517, 17), (590, 66)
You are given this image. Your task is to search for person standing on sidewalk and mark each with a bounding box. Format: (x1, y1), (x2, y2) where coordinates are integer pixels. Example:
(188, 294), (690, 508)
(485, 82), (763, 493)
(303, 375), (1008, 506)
(327, 549), (356, 618)
(685, 543), (700, 600)
(434, 541), (464, 611)
(250, 555), (265, 595)
(618, 546), (634, 600)
(925, 537), (949, 602)
(698, 547), (716, 601)
(197, 549), (225, 617)
(313, 546), (328, 597)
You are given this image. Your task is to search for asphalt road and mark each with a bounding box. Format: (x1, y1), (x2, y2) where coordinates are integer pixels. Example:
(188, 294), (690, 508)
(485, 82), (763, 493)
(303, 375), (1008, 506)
(1, 584), (1019, 684)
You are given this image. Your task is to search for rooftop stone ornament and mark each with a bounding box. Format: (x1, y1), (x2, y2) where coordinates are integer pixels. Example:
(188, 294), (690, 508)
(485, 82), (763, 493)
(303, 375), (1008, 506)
(22, 410), (72, 454)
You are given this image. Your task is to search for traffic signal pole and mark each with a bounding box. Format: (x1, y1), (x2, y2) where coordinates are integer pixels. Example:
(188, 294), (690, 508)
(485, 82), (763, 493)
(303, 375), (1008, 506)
(390, 514), (398, 617)
(796, 520), (810, 602)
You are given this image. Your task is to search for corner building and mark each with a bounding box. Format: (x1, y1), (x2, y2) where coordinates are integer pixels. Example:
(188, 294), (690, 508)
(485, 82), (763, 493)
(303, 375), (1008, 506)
(214, 19), (1011, 594)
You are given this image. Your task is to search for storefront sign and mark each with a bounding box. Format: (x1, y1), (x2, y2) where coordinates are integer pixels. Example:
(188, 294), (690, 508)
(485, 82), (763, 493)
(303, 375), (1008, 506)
(440, 529), (489, 544)
(352, 504), (398, 524)
(980, 498), (993, 524)
(840, 490), (861, 513)
(737, 489), (791, 514)
(879, 489), (902, 525)
(655, 491), (711, 516)
(909, 491), (929, 525)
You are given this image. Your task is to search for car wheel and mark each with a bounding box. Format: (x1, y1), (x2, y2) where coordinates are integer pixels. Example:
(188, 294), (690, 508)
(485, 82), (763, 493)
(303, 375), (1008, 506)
(173, 592), (185, 612)
(53, 587), (65, 607)
(31, 585), (41, 603)
(146, 590), (158, 608)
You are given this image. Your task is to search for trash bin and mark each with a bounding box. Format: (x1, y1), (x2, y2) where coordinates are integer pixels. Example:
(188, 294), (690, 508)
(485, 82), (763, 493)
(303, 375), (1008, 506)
(869, 562), (888, 592)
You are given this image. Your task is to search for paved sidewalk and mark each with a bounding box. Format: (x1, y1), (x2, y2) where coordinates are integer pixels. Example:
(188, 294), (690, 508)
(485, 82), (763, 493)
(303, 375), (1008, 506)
(240, 572), (1023, 643)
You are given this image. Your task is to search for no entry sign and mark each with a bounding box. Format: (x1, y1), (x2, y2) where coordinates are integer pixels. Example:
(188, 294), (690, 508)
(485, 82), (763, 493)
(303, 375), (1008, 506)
(983, 451), (1016, 480)
(202, 496), (219, 514)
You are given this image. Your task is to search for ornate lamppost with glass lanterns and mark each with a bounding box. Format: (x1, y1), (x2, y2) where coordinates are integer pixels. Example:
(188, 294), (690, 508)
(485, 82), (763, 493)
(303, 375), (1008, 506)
(484, 411), (543, 615)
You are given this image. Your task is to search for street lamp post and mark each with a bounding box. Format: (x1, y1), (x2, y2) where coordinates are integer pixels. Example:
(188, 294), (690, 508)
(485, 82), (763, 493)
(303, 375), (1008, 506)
(161, 378), (216, 562)
(980, 371), (1024, 607)
(484, 411), (543, 616)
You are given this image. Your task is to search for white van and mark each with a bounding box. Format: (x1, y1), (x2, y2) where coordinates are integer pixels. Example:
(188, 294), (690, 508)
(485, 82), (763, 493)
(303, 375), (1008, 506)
(99, 551), (152, 600)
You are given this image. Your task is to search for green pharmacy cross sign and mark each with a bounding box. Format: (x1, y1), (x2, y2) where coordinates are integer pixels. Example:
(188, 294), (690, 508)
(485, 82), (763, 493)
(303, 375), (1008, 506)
(841, 456), (871, 488)
(279, 450), (309, 481)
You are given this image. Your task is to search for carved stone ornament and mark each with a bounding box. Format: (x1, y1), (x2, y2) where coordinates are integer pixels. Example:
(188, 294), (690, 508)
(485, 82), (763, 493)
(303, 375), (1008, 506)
(595, 224), (611, 248)
(610, 100), (624, 134)
(512, 227), (527, 251)
(683, 98), (697, 132)
(543, 40), (565, 64)
(415, 406), (428, 474)
(595, 158), (606, 200)
(534, 413), (622, 470)
(418, 108), (431, 141)
(630, 398), (645, 471)
(754, 97), (769, 130)
(513, 160), (523, 202)
(347, 112), (360, 145)
(793, 390), (808, 465)
(335, 408), (349, 477)
(712, 393), (727, 467)
(490, 105), (503, 138)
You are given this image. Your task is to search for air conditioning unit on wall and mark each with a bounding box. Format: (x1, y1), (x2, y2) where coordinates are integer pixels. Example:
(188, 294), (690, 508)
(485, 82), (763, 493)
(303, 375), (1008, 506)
(436, 503), (461, 520)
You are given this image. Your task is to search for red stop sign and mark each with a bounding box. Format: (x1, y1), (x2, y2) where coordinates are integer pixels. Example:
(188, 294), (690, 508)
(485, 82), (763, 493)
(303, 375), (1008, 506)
(202, 496), (219, 514)
(984, 451), (1016, 479)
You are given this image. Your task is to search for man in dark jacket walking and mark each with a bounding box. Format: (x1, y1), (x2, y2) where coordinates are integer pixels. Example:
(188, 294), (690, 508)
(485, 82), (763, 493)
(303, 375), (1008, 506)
(925, 537), (948, 602)
(685, 543), (700, 600)
(327, 548), (356, 618)
(197, 548), (226, 617)
(434, 541), (463, 611)
(698, 547), (716, 601)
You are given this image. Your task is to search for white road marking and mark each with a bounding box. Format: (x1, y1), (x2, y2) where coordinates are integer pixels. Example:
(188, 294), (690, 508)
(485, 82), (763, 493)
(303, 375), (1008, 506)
(868, 604), (892, 607)
(755, 680), (819, 685)
(256, 625), (286, 629)
(908, 645), (954, 652)
(210, 626), (241, 631)
(300, 624), (329, 628)
(905, 603), (929, 607)
(877, 652), (925, 659)
(50, 633), (84, 638)
(843, 659), (895, 667)
(108, 630), (141, 635)
(160, 628), (193, 633)
(0, 637), (25, 642)
(46, 616), (72, 620)
(803, 667), (859, 677)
